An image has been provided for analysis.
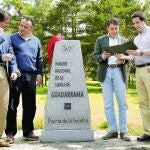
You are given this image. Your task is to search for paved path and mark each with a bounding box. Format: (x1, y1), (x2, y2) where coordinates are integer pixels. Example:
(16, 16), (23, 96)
(1, 130), (150, 150)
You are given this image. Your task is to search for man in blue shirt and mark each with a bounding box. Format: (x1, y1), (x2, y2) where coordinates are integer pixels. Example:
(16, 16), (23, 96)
(5, 17), (43, 143)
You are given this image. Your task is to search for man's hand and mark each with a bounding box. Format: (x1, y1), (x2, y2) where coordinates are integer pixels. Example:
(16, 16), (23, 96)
(116, 53), (135, 62)
(115, 54), (127, 60)
(126, 49), (140, 56)
(115, 54), (125, 64)
(2, 53), (14, 62)
(36, 75), (43, 86)
(16, 69), (21, 77)
(102, 51), (111, 59)
(10, 72), (17, 81)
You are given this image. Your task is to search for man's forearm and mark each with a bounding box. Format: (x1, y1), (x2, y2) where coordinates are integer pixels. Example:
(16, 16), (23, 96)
(142, 49), (150, 56)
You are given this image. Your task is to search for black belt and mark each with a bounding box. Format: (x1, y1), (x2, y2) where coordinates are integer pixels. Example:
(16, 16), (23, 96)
(136, 63), (150, 68)
(20, 70), (36, 74)
(108, 64), (121, 68)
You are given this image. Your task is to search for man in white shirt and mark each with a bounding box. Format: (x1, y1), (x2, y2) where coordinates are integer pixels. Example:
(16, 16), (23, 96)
(118, 12), (150, 142)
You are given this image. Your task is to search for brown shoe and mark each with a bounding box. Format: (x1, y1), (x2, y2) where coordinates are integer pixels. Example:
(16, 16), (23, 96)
(102, 132), (118, 140)
(120, 133), (130, 141)
(23, 132), (39, 141)
(0, 140), (10, 147)
(6, 134), (15, 144)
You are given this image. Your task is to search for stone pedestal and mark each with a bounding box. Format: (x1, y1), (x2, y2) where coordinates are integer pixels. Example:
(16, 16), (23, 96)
(40, 40), (94, 142)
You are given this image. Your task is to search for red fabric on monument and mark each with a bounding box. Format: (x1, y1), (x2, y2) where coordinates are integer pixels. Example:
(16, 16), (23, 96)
(47, 35), (64, 65)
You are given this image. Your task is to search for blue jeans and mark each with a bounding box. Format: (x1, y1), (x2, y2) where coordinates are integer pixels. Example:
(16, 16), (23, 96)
(101, 67), (128, 133)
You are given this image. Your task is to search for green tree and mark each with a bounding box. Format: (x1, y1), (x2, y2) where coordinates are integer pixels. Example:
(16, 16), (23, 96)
(2, 0), (150, 82)
(45, 0), (88, 39)
(80, 0), (147, 80)
(3, 0), (53, 85)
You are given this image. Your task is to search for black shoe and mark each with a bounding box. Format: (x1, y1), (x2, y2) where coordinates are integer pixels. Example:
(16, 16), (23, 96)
(137, 134), (150, 142)
(23, 132), (39, 141)
(6, 134), (15, 144)
(120, 133), (130, 141)
(102, 132), (118, 140)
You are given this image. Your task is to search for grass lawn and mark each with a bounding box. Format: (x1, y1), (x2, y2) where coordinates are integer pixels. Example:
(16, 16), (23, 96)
(17, 81), (143, 136)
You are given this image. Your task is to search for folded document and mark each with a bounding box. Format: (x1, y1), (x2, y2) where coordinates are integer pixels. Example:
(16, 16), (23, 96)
(102, 41), (138, 54)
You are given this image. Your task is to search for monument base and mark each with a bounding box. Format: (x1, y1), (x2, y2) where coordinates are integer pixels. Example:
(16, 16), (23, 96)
(40, 129), (94, 142)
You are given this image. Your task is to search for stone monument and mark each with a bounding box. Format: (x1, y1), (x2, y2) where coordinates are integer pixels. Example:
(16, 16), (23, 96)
(40, 40), (94, 142)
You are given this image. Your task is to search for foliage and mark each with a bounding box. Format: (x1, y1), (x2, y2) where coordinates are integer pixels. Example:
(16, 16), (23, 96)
(97, 121), (108, 129)
(81, 0), (145, 79)
(3, 0), (53, 85)
(2, 0), (150, 82)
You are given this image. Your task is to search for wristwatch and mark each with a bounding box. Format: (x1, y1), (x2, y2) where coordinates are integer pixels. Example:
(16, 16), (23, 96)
(140, 51), (144, 56)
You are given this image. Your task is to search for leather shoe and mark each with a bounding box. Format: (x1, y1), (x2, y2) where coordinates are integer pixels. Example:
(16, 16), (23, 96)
(137, 134), (150, 142)
(0, 140), (10, 147)
(23, 132), (39, 141)
(102, 132), (118, 140)
(6, 134), (14, 144)
(120, 133), (130, 141)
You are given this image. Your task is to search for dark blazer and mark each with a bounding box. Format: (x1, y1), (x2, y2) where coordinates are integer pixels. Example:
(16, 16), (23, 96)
(93, 35), (128, 84)
(0, 32), (18, 77)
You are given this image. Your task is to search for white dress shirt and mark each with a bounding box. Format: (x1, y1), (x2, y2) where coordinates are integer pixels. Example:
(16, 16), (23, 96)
(134, 26), (150, 65)
(108, 35), (119, 65)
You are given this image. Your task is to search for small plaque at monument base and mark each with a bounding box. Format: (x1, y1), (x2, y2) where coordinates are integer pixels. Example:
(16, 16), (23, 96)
(40, 40), (94, 142)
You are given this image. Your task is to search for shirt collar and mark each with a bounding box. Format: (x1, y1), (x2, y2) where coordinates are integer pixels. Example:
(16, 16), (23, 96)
(18, 32), (32, 41)
(140, 26), (150, 34)
(0, 27), (4, 33)
(108, 33), (119, 40)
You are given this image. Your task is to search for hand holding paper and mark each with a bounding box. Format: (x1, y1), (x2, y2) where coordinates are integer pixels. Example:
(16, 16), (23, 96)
(102, 51), (111, 59)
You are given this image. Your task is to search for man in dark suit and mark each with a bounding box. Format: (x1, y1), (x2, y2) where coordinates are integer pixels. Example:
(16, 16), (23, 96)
(93, 17), (130, 141)
(0, 8), (18, 147)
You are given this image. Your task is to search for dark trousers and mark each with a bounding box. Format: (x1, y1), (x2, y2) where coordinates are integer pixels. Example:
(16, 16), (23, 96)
(5, 72), (37, 136)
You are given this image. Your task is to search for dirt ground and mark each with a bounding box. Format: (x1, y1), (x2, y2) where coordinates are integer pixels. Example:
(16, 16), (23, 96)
(1, 130), (150, 150)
